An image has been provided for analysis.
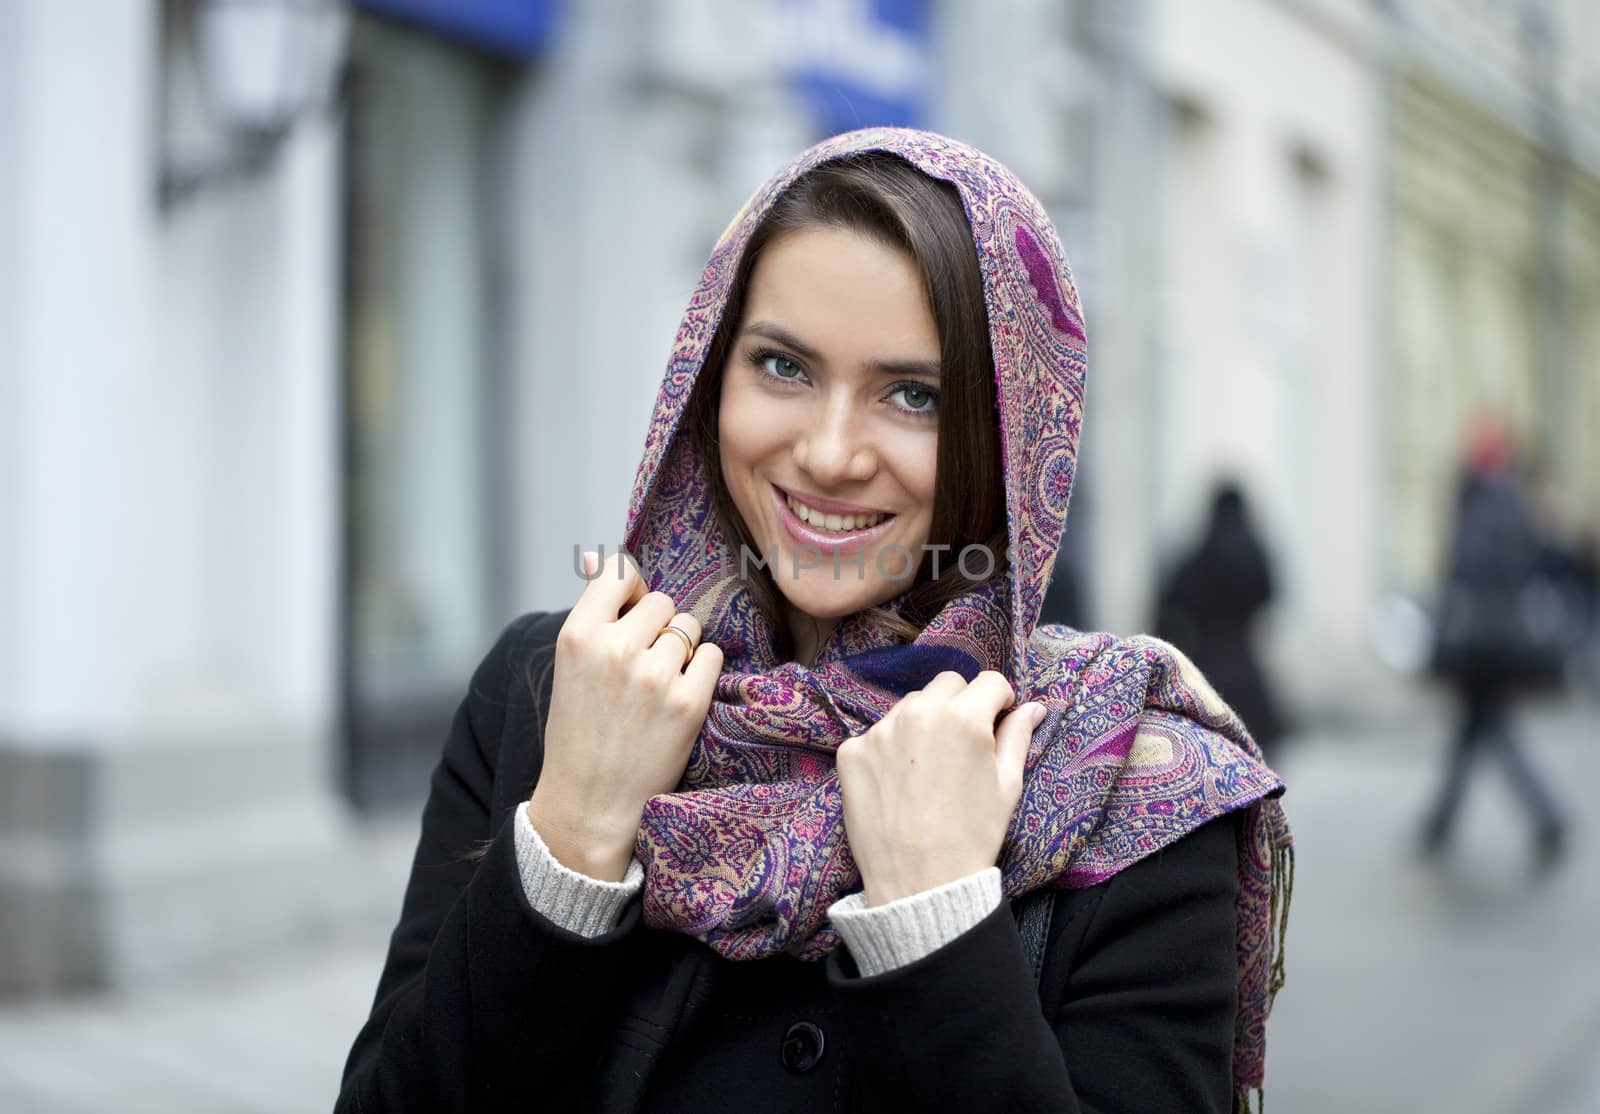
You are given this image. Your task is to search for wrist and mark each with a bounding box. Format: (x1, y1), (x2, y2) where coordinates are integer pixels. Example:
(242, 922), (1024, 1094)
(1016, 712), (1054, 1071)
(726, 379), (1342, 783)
(525, 795), (639, 882)
(861, 853), (992, 907)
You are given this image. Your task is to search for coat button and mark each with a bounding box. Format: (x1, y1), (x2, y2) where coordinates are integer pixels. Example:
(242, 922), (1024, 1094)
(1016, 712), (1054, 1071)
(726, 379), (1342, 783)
(780, 1020), (826, 1073)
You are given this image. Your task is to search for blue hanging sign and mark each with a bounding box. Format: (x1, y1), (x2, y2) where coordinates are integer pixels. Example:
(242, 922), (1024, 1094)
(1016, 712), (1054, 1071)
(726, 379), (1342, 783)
(781, 0), (933, 136)
(351, 0), (559, 58)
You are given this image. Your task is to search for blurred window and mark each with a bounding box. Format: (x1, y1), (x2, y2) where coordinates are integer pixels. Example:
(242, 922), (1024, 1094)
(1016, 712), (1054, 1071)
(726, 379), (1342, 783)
(341, 17), (515, 806)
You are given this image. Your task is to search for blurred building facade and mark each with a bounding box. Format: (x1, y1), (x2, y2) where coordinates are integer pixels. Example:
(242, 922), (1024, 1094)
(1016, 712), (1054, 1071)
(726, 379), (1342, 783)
(1384, 0), (1600, 593)
(1116, 0), (1388, 695)
(1, 0), (352, 995)
(2, 0), (1596, 996)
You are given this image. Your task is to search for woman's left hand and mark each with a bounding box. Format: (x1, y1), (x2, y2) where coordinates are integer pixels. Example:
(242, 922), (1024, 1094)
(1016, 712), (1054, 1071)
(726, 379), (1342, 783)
(836, 670), (1046, 906)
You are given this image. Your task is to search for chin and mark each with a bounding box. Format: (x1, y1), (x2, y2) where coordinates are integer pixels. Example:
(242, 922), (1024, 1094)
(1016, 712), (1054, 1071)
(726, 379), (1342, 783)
(771, 567), (892, 621)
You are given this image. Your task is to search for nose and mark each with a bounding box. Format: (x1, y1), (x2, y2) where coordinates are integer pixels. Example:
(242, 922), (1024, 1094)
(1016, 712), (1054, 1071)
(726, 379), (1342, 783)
(793, 396), (876, 489)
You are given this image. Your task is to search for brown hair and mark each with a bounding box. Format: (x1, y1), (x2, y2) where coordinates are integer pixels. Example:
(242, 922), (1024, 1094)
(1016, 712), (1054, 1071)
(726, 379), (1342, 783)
(682, 152), (1008, 661)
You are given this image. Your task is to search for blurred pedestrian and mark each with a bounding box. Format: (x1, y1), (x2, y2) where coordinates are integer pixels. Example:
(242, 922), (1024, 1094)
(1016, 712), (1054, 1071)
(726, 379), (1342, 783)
(1154, 481), (1289, 759)
(1421, 416), (1571, 871)
(338, 130), (1292, 1113)
(1574, 527), (1600, 694)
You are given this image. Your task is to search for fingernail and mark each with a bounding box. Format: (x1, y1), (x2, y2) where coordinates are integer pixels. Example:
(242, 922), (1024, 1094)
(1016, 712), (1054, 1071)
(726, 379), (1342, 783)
(582, 550), (597, 576)
(1028, 702), (1047, 726)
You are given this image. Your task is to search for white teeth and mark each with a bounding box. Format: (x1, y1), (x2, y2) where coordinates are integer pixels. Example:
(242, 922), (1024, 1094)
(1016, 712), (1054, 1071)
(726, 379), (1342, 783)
(786, 495), (885, 533)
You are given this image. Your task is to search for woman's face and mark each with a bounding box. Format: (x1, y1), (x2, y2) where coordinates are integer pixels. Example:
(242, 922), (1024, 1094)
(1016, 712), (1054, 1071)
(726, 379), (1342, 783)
(718, 225), (941, 625)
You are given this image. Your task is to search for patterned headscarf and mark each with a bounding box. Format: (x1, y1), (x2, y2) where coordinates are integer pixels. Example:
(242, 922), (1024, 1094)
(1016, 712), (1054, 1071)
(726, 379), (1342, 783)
(620, 127), (1292, 1106)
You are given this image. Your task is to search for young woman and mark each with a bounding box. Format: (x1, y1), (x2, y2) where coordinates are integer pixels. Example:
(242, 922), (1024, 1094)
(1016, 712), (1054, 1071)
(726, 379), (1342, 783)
(336, 128), (1292, 1114)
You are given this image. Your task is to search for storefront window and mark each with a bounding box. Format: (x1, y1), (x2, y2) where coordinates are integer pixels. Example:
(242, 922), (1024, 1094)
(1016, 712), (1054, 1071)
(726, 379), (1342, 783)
(342, 17), (512, 805)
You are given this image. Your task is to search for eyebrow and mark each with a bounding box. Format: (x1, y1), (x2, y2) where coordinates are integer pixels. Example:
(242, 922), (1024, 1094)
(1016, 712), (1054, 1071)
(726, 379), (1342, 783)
(741, 320), (942, 380)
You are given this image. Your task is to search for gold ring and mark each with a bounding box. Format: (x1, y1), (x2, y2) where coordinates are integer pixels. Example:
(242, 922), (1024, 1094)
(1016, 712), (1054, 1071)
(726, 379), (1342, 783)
(654, 624), (695, 669)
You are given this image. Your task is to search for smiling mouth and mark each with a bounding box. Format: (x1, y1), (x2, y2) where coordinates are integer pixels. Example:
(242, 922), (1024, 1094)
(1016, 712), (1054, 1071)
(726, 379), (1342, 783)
(773, 485), (894, 534)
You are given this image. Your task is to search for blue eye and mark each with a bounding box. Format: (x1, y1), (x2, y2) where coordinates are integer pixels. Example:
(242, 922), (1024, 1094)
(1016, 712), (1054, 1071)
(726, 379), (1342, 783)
(759, 353), (805, 381)
(892, 383), (939, 416)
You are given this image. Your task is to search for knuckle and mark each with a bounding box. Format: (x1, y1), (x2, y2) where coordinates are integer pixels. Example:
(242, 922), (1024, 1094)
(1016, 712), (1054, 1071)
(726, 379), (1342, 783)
(636, 656), (673, 689)
(981, 669), (1015, 697)
(836, 738), (860, 771)
(600, 636), (634, 671)
(555, 624), (591, 661)
(962, 706), (998, 737)
(664, 685), (700, 718)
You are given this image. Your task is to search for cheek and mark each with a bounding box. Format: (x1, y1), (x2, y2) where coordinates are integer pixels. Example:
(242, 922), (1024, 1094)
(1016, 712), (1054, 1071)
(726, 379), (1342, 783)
(884, 435), (939, 532)
(717, 376), (786, 478)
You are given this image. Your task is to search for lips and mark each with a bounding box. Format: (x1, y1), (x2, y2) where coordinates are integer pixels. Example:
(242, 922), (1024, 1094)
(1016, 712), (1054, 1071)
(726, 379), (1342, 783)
(771, 483), (896, 556)
(775, 484), (890, 520)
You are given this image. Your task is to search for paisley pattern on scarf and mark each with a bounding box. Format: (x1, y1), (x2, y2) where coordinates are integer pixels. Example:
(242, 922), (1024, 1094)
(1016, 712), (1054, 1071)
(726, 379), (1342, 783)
(617, 127), (1293, 1099)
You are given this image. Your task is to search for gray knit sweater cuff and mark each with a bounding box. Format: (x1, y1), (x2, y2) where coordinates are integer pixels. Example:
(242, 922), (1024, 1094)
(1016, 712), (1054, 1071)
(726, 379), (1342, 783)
(514, 801), (645, 937)
(827, 867), (1003, 977)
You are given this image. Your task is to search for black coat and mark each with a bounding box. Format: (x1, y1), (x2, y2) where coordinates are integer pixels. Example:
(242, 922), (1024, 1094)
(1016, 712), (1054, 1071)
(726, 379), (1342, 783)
(336, 611), (1243, 1113)
(1432, 470), (1576, 689)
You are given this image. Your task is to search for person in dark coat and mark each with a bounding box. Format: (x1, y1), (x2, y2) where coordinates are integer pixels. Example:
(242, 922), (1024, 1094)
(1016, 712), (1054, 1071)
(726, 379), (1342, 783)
(1575, 528), (1600, 694)
(336, 130), (1291, 1113)
(1420, 419), (1570, 869)
(1154, 482), (1289, 757)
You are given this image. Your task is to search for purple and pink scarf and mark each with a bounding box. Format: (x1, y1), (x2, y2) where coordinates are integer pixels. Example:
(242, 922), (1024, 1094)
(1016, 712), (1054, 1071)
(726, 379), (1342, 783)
(619, 127), (1292, 1104)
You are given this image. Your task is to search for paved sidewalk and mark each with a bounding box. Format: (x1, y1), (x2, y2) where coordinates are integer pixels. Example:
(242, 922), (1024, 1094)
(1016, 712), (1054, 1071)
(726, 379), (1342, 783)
(0, 930), (393, 1114)
(1, 694), (1596, 1113)
(1266, 695), (1600, 1114)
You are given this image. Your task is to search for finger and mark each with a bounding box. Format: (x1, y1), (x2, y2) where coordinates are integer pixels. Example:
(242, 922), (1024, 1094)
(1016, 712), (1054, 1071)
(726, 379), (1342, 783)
(917, 670), (969, 700)
(996, 701), (1046, 789)
(645, 612), (703, 671)
(615, 590), (680, 649)
(955, 669), (1017, 722)
(664, 612), (702, 645)
(571, 550), (650, 625)
(680, 638), (725, 696)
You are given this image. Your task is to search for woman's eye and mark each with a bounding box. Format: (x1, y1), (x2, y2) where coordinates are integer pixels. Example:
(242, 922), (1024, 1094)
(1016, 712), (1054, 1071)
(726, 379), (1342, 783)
(761, 354), (804, 380)
(892, 384), (939, 415)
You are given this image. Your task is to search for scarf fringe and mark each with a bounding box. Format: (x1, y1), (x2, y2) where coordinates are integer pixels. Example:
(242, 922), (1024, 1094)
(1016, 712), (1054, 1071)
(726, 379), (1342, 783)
(1269, 838), (1294, 1002)
(1240, 833), (1295, 1114)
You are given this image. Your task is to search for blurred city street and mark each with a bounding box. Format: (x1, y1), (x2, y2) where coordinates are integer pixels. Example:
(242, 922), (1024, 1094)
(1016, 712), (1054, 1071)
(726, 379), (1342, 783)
(1, 689), (1596, 1114)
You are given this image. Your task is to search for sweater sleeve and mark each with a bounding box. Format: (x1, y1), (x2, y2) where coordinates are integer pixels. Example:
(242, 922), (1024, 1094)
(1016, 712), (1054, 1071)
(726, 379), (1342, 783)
(514, 799), (645, 937)
(335, 613), (646, 1114)
(826, 867), (1001, 975)
(824, 811), (1242, 1114)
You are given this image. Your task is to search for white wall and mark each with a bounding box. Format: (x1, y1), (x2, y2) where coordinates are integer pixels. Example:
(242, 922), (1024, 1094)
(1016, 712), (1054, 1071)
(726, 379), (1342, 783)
(4, 0), (156, 742)
(0, 0), (340, 752)
(1146, 0), (1385, 675)
(0, 0), (21, 724)
(145, 120), (342, 747)
(0, 0), (348, 993)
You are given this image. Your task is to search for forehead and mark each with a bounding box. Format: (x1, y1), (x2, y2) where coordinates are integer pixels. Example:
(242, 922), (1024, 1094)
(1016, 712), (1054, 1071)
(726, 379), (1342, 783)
(742, 227), (940, 356)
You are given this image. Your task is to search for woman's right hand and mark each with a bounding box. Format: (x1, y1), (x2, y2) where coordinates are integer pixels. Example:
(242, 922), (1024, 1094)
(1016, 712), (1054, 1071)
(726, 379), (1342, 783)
(527, 550), (723, 882)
